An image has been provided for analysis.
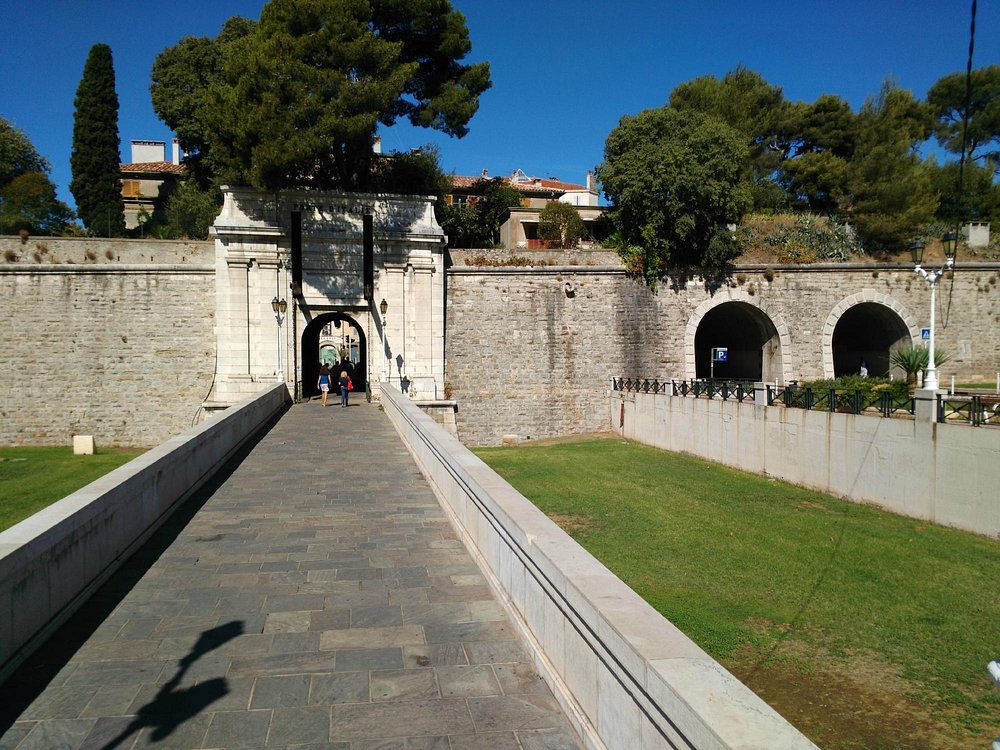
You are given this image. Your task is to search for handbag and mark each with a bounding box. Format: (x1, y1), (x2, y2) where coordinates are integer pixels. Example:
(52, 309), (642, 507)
(347, 377), (354, 392)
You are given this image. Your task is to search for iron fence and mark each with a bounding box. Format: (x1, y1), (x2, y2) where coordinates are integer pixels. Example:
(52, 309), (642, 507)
(616, 377), (1000, 428)
(938, 395), (1000, 427)
(613, 378), (755, 402)
(767, 385), (915, 417)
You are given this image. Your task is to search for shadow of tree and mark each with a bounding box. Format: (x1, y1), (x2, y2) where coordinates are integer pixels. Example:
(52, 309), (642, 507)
(99, 621), (244, 749)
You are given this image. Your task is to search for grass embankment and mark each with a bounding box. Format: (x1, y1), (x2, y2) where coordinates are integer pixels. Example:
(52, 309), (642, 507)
(474, 437), (1000, 750)
(0, 447), (144, 531)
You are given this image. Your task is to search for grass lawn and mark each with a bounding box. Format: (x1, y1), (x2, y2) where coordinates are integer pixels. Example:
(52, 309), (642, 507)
(474, 436), (1000, 750)
(0, 446), (145, 532)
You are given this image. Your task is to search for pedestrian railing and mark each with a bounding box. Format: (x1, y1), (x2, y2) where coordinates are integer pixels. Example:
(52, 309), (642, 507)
(938, 394), (1000, 427)
(613, 377), (917, 418)
(767, 385), (915, 418)
(612, 378), (755, 402)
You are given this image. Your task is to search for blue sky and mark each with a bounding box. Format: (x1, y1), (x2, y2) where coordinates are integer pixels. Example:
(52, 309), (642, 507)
(1, 1), (996, 209)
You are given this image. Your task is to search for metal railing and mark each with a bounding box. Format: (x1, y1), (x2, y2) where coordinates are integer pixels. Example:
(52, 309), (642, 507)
(615, 377), (1000, 428)
(613, 378), (755, 403)
(938, 394), (1000, 427)
(767, 385), (915, 417)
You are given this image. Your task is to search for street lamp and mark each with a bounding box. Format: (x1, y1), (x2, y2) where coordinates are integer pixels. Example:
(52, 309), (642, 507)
(271, 294), (287, 381)
(911, 233), (957, 391)
(379, 298), (389, 385)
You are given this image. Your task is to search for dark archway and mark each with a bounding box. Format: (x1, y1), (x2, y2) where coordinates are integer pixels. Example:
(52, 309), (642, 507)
(832, 303), (909, 378)
(694, 302), (782, 382)
(301, 312), (367, 398)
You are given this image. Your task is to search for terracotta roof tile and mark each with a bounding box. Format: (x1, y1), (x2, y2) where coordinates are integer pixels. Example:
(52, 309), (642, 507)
(120, 161), (187, 175)
(450, 173), (588, 195)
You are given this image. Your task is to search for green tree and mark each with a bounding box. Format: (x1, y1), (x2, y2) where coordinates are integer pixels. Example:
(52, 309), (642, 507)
(670, 67), (790, 211)
(0, 172), (74, 235)
(847, 82), (937, 252)
(927, 65), (1000, 166)
(150, 18), (256, 187)
(438, 203), (479, 248)
(0, 117), (75, 234)
(163, 179), (222, 239)
(151, 0), (491, 192)
(70, 43), (125, 236)
(596, 107), (752, 284)
(538, 200), (585, 248)
(928, 157), (1000, 225)
(369, 145), (452, 198)
(0, 118), (50, 188)
(779, 95), (857, 213)
(439, 177), (523, 247)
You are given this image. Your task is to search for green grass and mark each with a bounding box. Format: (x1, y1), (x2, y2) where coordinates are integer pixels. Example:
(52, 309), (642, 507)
(0, 446), (145, 531)
(474, 437), (1000, 748)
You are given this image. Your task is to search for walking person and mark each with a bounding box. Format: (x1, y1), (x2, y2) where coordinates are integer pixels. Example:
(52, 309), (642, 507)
(339, 362), (351, 407)
(859, 358), (868, 378)
(317, 363), (332, 407)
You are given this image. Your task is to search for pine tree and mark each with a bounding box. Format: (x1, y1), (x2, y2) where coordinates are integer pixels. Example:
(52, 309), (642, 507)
(70, 43), (125, 236)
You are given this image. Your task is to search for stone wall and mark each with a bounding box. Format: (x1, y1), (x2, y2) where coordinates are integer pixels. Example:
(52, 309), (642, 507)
(1, 235), (213, 265)
(0, 251), (216, 447)
(445, 262), (1000, 446)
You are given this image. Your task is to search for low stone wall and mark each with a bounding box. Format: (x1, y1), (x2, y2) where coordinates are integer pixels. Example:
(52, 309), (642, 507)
(0, 384), (290, 683)
(613, 390), (1000, 539)
(382, 385), (815, 749)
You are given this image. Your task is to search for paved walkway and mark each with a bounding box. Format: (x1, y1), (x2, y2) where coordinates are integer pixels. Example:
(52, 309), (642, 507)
(0, 401), (581, 750)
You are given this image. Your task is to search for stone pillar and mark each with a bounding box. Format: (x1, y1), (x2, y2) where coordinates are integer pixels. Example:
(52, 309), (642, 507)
(913, 387), (940, 423)
(754, 381), (769, 407)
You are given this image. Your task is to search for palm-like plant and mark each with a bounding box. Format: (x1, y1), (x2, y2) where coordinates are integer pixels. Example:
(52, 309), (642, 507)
(889, 345), (951, 390)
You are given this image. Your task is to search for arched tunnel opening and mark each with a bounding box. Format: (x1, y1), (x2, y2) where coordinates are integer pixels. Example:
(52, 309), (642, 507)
(694, 302), (782, 382)
(301, 313), (367, 398)
(832, 303), (910, 378)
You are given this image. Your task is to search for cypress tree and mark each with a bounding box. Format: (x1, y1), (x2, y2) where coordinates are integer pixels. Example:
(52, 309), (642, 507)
(70, 43), (125, 236)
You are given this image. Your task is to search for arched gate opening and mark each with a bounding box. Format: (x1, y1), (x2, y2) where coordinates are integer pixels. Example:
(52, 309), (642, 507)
(694, 302), (782, 382)
(301, 313), (367, 398)
(831, 303), (909, 378)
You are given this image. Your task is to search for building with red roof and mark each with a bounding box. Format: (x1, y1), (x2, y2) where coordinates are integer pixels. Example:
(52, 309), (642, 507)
(446, 169), (608, 248)
(119, 140), (186, 230)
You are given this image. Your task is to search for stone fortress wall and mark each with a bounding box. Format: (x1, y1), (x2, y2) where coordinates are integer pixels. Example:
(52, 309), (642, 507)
(445, 250), (1000, 445)
(1, 237), (216, 447)
(2, 237), (998, 448)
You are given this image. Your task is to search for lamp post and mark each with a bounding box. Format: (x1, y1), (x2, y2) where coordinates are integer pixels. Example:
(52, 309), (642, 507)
(271, 294), (287, 381)
(379, 298), (389, 386)
(911, 232), (957, 392)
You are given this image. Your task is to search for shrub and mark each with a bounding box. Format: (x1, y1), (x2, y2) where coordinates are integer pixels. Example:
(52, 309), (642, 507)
(889, 345), (951, 389)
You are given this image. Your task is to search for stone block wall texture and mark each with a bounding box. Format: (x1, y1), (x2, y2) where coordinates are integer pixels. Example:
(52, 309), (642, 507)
(445, 263), (1000, 446)
(1, 248), (216, 447)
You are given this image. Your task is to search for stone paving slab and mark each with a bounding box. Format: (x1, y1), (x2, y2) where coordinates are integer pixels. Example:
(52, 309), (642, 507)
(0, 401), (582, 750)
